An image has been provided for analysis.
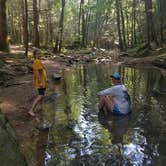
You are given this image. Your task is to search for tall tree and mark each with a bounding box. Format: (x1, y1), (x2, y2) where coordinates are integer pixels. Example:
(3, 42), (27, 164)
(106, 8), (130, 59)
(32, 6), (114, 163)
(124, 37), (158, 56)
(131, 0), (137, 46)
(81, 0), (86, 47)
(115, 0), (123, 50)
(33, 0), (40, 47)
(22, 0), (28, 56)
(159, 0), (165, 44)
(0, 0), (8, 51)
(59, 0), (65, 52)
(144, 0), (158, 48)
(54, 0), (65, 53)
(119, 0), (127, 50)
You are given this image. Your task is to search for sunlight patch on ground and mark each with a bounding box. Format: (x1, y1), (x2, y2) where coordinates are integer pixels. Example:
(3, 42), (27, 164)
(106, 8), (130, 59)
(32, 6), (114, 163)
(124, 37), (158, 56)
(0, 101), (16, 112)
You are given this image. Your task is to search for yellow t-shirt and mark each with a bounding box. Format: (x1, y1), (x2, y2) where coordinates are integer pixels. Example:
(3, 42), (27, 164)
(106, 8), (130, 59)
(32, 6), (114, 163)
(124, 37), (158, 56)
(33, 59), (47, 89)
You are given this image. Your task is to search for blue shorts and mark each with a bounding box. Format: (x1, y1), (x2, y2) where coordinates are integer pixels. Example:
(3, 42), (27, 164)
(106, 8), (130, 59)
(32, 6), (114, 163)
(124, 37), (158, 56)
(112, 105), (125, 116)
(38, 88), (46, 95)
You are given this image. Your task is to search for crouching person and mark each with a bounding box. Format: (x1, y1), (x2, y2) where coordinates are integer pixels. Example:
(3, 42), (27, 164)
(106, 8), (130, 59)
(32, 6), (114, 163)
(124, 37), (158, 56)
(97, 73), (131, 116)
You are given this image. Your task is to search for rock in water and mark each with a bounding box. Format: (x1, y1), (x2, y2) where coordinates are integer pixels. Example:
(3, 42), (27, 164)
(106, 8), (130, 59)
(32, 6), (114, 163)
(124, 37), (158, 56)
(52, 73), (62, 81)
(35, 123), (52, 131)
(43, 92), (61, 103)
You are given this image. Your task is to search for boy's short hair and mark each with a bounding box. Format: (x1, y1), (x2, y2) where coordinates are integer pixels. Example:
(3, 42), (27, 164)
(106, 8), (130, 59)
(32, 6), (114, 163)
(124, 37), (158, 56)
(33, 49), (41, 58)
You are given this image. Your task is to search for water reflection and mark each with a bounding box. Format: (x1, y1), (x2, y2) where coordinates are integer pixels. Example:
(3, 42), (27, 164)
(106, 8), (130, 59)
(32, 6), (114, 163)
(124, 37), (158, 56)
(43, 63), (166, 165)
(98, 110), (131, 144)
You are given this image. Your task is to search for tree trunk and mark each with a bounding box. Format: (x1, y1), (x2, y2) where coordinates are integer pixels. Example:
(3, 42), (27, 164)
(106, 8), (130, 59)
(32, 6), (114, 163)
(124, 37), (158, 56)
(58, 0), (65, 53)
(159, 0), (165, 44)
(33, 0), (40, 47)
(133, 0), (137, 45)
(78, 0), (81, 42)
(119, 0), (126, 50)
(22, 0), (29, 56)
(125, 0), (129, 47)
(0, 0), (8, 52)
(115, 0), (123, 51)
(131, 0), (137, 47)
(81, 0), (86, 47)
(144, 0), (158, 48)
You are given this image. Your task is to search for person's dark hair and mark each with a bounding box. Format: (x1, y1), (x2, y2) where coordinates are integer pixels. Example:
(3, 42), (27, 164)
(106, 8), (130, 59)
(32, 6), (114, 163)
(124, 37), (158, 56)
(33, 49), (41, 58)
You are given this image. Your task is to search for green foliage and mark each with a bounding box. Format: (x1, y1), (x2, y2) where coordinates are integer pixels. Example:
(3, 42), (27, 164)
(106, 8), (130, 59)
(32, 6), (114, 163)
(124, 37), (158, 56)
(4, 0), (166, 52)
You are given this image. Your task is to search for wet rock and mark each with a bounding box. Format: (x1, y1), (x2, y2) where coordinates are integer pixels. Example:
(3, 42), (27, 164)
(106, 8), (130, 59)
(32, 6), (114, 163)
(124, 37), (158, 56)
(43, 92), (61, 103)
(35, 123), (52, 131)
(0, 111), (27, 166)
(13, 65), (29, 74)
(52, 73), (62, 81)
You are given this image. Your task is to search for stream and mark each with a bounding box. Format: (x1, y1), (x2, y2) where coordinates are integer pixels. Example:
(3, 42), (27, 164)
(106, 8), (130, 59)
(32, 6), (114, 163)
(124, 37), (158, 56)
(29, 63), (166, 166)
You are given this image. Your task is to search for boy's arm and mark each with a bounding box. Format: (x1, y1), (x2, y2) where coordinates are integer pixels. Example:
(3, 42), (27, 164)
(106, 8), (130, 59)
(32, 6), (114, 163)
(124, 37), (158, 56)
(97, 87), (114, 96)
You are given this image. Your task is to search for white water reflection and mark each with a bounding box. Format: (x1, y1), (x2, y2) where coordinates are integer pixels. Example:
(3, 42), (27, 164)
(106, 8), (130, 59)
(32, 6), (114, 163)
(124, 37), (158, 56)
(124, 143), (144, 166)
(74, 108), (105, 155)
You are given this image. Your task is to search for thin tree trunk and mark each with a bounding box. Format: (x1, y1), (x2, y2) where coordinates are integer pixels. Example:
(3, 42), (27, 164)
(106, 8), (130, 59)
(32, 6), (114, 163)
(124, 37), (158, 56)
(133, 0), (137, 45)
(81, 0), (86, 47)
(159, 0), (164, 43)
(78, 0), (81, 42)
(58, 0), (65, 52)
(33, 0), (40, 47)
(125, 0), (129, 47)
(0, 0), (8, 52)
(22, 0), (29, 56)
(115, 0), (123, 50)
(45, 13), (49, 47)
(131, 0), (137, 47)
(119, 0), (126, 50)
(144, 0), (158, 48)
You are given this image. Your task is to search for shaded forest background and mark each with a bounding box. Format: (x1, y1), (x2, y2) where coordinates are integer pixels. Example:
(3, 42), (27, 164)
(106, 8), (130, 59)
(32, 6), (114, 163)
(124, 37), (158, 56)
(0, 0), (166, 55)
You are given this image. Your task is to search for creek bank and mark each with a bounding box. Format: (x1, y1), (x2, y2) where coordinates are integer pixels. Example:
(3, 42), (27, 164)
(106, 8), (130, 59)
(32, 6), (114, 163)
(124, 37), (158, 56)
(120, 47), (166, 69)
(1, 47), (166, 87)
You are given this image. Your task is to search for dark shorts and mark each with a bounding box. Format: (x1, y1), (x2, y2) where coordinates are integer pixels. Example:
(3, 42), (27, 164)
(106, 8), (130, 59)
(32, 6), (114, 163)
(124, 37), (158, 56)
(112, 104), (131, 116)
(38, 88), (46, 95)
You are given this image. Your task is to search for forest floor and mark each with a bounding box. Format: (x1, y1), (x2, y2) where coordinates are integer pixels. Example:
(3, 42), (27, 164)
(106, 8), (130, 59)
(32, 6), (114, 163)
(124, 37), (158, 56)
(0, 45), (166, 164)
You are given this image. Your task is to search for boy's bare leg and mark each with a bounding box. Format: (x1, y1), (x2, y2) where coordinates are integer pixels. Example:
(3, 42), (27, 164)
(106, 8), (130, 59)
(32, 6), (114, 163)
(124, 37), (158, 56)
(98, 96), (106, 110)
(104, 96), (114, 112)
(28, 95), (43, 116)
(98, 96), (114, 112)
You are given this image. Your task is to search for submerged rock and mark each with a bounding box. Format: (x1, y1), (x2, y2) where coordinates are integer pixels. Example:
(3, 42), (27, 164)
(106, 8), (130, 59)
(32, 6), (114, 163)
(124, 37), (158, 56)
(43, 92), (61, 103)
(35, 123), (52, 131)
(52, 73), (62, 81)
(0, 111), (27, 166)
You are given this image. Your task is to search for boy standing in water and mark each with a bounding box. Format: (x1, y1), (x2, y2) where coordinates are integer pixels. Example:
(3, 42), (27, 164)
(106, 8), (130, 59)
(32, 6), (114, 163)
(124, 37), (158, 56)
(28, 50), (47, 117)
(97, 73), (131, 115)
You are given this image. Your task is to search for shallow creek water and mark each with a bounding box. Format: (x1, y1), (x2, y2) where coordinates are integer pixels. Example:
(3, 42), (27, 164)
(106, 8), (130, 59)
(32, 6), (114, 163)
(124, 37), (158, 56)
(30, 63), (166, 166)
